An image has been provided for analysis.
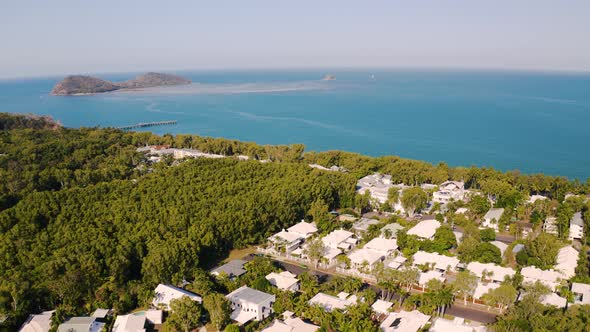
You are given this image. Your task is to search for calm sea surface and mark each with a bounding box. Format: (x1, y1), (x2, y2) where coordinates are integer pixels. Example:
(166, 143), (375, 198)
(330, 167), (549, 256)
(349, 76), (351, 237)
(1, 70), (589, 179)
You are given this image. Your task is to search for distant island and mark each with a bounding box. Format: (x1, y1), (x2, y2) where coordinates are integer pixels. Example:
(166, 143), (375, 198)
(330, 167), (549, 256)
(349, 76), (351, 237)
(50, 72), (191, 95)
(322, 74), (336, 81)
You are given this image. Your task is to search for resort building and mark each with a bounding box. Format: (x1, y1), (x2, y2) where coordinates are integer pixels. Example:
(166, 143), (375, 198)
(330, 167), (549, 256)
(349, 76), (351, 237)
(380, 310), (431, 332)
(226, 286), (275, 325)
(308, 292), (357, 312)
(152, 284), (202, 310)
(356, 173), (394, 204)
(407, 219), (441, 240)
(266, 271), (299, 292)
(211, 259), (247, 279)
(481, 208), (504, 231)
(432, 181), (466, 204)
(412, 251), (460, 272)
(58, 317), (104, 332)
(520, 266), (564, 290)
(569, 212), (584, 241)
(572, 282), (590, 305)
(261, 311), (319, 332)
(466, 262), (515, 283)
(543, 217), (559, 235)
(555, 245), (579, 279)
(19, 311), (54, 332)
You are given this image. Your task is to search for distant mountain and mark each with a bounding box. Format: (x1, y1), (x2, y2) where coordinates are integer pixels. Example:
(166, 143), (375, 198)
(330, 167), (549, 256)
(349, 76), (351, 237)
(0, 113), (61, 130)
(50, 72), (191, 95)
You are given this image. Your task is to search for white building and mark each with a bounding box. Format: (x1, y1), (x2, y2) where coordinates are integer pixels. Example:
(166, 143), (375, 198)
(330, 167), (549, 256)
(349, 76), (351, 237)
(432, 181), (466, 204)
(364, 237), (398, 255)
(407, 219), (441, 240)
(261, 311), (319, 332)
(269, 230), (304, 254)
(430, 317), (486, 332)
(287, 221), (318, 239)
(381, 223), (404, 238)
(481, 208), (504, 231)
(347, 248), (386, 270)
(380, 310), (431, 332)
(112, 310), (162, 332)
(418, 270), (446, 288)
(518, 292), (567, 308)
(226, 286), (275, 325)
(19, 311), (54, 332)
(352, 218), (381, 233)
(412, 251), (460, 272)
(308, 292), (357, 312)
(555, 245), (578, 279)
(266, 271), (299, 292)
(455, 207), (469, 215)
(527, 195), (548, 204)
(520, 266), (564, 290)
(569, 212), (584, 241)
(152, 284), (202, 310)
(58, 317), (104, 332)
(490, 241), (508, 256)
(173, 148), (225, 159)
(322, 229), (357, 251)
(466, 262), (515, 283)
(572, 282), (590, 305)
(356, 173), (394, 204)
(543, 217), (558, 235)
(371, 299), (393, 315)
(473, 282), (500, 301)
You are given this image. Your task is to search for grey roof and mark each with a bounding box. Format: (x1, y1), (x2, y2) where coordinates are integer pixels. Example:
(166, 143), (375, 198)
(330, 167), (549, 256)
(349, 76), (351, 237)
(571, 212), (584, 227)
(352, 218), (380, 232)
(211, 259), (247, 277)
(226, 286), (275, 304)
(58, 317), (96, 332)
(512, 244), (525, 253)
(380, 223), (404, 237)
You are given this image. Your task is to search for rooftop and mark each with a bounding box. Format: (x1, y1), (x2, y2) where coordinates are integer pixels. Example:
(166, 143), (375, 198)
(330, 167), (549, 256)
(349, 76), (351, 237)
(473, 282), (500, 299)
(571, 212), (584, 227)
(287, 221), (318, 237)
(322, 229), (355, 248)
(347, 248), (385, 266)
(380, 310), (431, 332)
(412, 251), (460, 271)
(371, 299), (393, 314)
(308, 292), (355, 312)
(407, 219), (441, 239)
(555, 245), (578, 279)
(364, 237), (398, 253)
(352, 218), (380, 232)
(466, 262), (515, 282)
(483, 208), (504, 221)
(226, 286), (275, 305)
(266, 271), (299, 290)
(211, 259), (247, 278)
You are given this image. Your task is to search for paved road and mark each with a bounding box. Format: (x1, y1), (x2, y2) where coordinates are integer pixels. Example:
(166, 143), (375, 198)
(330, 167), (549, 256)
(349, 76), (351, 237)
(263, 255), (498, 324)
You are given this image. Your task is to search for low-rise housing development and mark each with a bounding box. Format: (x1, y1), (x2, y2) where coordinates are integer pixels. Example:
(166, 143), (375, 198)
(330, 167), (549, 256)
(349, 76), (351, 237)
(481, 208), (504, 231)
(356, 173), (394, 204)
(308, 292), (357, 312)
(19, 310), (54, 332)
(466, 262), (515, 283)
(112, 310), (163, 332)
(473, 282), (500, 301)
(348, 248), (387, 270)
(407, 219), (441, 240)
(261, 311), (319, 332)
(266, 271), (299, 292)
(371, 299), (393, 315)
(432, 181), (466, 204)
(543, 217), (558, 235)
(226, 286), (275, 325)
(211, 259), (247, 279)
(381, 223), (404, 238)
(322, 229), (357, 252)
(152, 284), (202, 310)
(364, 237), (398, 255)
(520, 266), (564, 290)
(418, 270), (446, 288)
(572, 282), (590, 305)
(380, 310), (431, 332)
(58, 317), (104, 332)
(352, 217), (380, 233)
(412, 251), (460, 272)
(569, 212), (584, 241)
(555, 245), (578, 279)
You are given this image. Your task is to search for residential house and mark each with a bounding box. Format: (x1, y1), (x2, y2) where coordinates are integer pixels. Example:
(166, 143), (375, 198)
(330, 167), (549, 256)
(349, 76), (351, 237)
(226, 286), (275, 325)
(19, 311), (54, 332)
(347, 248), (387, 271)
(518, 292), (567, 308)
(527, 195), (548, 204)
(308, 292), (357, 312)
(490, 241), (508, 256)
(520, 266), (564, 290)
(152, 284), (202, 310)
(543, 217), (558, 235)
(338, 214), (357, 222)
(112, 310), (163, 332)
(455, 207), (469, 215)
(569, 212), (584, 241)
(266, 271), (299, 292)
(261, 311), (319, 332)
(407, 219), (441, 240)
(364, 237), (398, 256)
(58, 317), (104, 332)
(481, 208), (504, 231)
(418, 270), (446, 289)
(322, 229), (357, 252)
(381, 223), (404, 238)
(211, 259), (247, 279)
(387, 255), (408, 270)
(430, 317), (487, 332)
(352, 218), (381, 234)
(572, 282), (590, 305)
(473, 282), (500, 301)
(412, 251), (460, 272)
(432, 181), (466, 204)
(555, 245), (578, 279)
(371, 300), (393, 315)
(380, 310), (431, 332)
(356, 173), (394, 204)
(466, 262), (515, 283)
(287, 221), (318, 239)
(269, 230), (304, 254)
(90, 309), (110, 322)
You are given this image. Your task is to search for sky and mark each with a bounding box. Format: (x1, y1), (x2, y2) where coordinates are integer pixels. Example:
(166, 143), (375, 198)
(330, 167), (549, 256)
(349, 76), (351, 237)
(1, 0), (589, 78)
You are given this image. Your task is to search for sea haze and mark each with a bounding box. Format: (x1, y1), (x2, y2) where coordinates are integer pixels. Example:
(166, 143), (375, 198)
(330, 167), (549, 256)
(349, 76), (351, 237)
(1, 69), (589, 179)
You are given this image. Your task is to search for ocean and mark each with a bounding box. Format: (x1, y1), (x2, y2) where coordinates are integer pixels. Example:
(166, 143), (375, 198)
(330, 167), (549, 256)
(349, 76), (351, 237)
(1, 69), (589, 179)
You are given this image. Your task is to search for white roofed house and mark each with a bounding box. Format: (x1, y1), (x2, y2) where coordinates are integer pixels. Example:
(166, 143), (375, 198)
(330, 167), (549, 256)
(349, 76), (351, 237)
(432, 181), (466, 204)
(356, 173), (394, 205)
(568, 212), (584, 241)
(287, 221), (318, 239)
(57, 317), (104, 332)
(466, 262), (515, 284)
(112, 310), (163, 332)
(261, 311), (319, 332)
(381, 223), (404, 238)
(481, 208), (504, 231)
(555, 245), (578, 279)
(407, 219), (441, 240)
(226, 286), (275, 325)
(352, 217), (381, 234)
(473, 282), (500, 302)
(418, 270), (446, 289)
(380, 310), (431, 332)
(322, 229), (357, 252)
(19, 310), (54, 332)
(412, 251), (460, 273)
(347, 248), (386, 272)
(490, 241), (508, 256)
(269, 229), (304, 255)
(572, 282), (590, 305)
(543, 217), (559, 235)
(364, 237), (399, 256)
(520, 266), (564, 290)
(266, 271), (299, 292)
(308, 292), (357, 312)
(152, 284), (202, 311)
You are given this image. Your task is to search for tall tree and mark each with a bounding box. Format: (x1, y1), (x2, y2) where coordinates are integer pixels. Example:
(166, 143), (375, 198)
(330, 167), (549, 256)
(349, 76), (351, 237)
(305, 238), (326, 269)
(452, 270), (478, 305)
(401, 187), (428, 217)
(203, 293), (231, 331)
(167, 296), (204, 332)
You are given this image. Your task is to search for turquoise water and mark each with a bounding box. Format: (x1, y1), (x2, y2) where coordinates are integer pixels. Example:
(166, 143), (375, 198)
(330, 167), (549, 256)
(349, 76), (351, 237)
(1, 70), (589, 179)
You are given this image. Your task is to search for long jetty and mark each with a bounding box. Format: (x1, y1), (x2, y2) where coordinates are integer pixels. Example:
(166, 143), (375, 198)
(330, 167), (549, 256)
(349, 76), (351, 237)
(117, 120), (177, 131)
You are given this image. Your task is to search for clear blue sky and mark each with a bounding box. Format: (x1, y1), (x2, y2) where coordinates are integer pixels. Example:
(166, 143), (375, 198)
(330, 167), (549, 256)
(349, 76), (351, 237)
(1, 0), (589, 78)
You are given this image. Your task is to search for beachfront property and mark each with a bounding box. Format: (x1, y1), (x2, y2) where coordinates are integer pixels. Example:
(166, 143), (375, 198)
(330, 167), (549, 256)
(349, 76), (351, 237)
(226, 286), (275, 325)
(112, 310), (163, 332)
(211, 259), (247, 279)
(407, 219), (441, 240)
(356, 174), (407, 213)
(520, 266), (564, 290)
(19, 310), (54, 332)
(308, 292), (358, 312)
(432, 181), (466, 204)
(543, 217), (559, 235)
(480, 208), (505, 231)
(136, 145), (225, 161)
(555, 245), (579, 279)
(352, 217), (380, 233)
(308, 163), (347, 173)
(57, 317), (104, 332)
(172, 148), (225, 159)
(466, 262), (516, 283)
(430, 317), (487, 332)
(572, 282), (590, 305)
(379, 310), (431, 332)
(266, 271), (299, 292)
(412, 251), (460, 272)
(569, 212), (584, 241)
(152, 284), (202, 310)
(381, 223), (404, 238)
(260, 311), (319, 332)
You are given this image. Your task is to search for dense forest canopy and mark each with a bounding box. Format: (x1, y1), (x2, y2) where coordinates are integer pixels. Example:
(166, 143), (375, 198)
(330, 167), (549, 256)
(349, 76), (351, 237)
(0, 112), (589, 330)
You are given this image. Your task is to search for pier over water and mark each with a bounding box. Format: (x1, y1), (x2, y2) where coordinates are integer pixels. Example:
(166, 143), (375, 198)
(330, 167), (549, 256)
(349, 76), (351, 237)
(117, 120), (177, 131)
